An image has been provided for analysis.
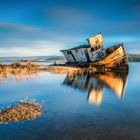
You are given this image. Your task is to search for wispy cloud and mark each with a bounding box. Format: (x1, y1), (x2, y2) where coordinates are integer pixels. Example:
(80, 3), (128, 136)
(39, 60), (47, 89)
(104, 36), (140, 54)
(47, 6), (93, 28)
(0, 39), (68, 56)
(0, 22), (39, 31)
(0, 22), (86, 56)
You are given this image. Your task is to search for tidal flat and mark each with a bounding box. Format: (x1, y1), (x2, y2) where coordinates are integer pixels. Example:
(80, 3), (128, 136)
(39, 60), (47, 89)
(0, 62), (140, 140)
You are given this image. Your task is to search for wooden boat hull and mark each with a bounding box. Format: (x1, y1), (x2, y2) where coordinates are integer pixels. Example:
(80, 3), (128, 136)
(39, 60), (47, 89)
(92, 44), (128, 70)
(56, 44), (128, 72)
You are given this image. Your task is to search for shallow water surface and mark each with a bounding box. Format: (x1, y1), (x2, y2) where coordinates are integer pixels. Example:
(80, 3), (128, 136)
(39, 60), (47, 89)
(0, 63), (140, 140)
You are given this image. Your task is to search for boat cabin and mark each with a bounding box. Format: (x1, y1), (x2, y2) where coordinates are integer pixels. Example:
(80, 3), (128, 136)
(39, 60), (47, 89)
(60, 45), (89, 63)
(87, 33), (104, 47)
(60, 33), (107, 63)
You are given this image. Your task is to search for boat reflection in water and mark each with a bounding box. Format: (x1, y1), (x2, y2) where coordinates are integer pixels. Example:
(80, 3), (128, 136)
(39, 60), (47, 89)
(0, 72), (37, 85)
(63, 71), (128, 106)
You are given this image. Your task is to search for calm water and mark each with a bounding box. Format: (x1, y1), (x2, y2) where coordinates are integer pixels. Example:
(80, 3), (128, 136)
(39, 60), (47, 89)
(0, 63), (140, 140)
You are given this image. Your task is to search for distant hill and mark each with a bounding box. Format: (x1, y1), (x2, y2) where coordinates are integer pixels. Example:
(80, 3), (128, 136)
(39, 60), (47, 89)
(0, 56), (65, 63)
(0, 54), (140, 63)
(128, 54), (140, 62)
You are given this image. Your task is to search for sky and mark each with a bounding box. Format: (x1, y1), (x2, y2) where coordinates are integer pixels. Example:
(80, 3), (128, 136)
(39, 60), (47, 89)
(0, 0), (140, 56)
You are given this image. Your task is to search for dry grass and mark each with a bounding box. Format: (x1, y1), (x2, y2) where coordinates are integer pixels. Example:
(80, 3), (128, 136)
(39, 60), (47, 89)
(0, 63), (41, 82)
(0, 62), (90, 82)
(0, 100), (41, 124)
(0, 63), (40, 74)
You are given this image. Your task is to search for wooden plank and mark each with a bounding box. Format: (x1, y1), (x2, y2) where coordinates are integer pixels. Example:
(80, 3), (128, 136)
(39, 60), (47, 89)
(95, 46), (127, 66)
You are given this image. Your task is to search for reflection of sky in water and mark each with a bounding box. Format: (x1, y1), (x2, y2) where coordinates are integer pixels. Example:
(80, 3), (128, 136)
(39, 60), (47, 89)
(0, 63), (140, 140)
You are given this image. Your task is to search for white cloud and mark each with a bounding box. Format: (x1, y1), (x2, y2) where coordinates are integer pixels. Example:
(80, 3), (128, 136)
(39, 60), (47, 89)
(0, 22), (39, 32)
(1, 22), (140, 56)
(0, 40), (67, 56)
(0, 22), (89, 57)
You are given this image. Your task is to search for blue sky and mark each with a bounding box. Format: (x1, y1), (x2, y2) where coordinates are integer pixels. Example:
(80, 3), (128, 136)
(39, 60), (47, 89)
(0, 0), (140, 56)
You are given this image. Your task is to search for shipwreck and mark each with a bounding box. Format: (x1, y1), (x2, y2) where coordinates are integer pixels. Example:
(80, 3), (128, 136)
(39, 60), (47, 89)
(60, 33), (128, 72)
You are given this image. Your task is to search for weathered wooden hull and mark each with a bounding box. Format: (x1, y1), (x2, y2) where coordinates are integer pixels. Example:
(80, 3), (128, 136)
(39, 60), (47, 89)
(93, 44), (128, 70)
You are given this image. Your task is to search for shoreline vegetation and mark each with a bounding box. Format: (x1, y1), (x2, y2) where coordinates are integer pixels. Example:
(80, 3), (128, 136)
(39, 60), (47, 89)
(0, 60), (129, 81)
(0, 53), (137, 82)
(0, 63), (41, 74)
(0, 62), (84, 76)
